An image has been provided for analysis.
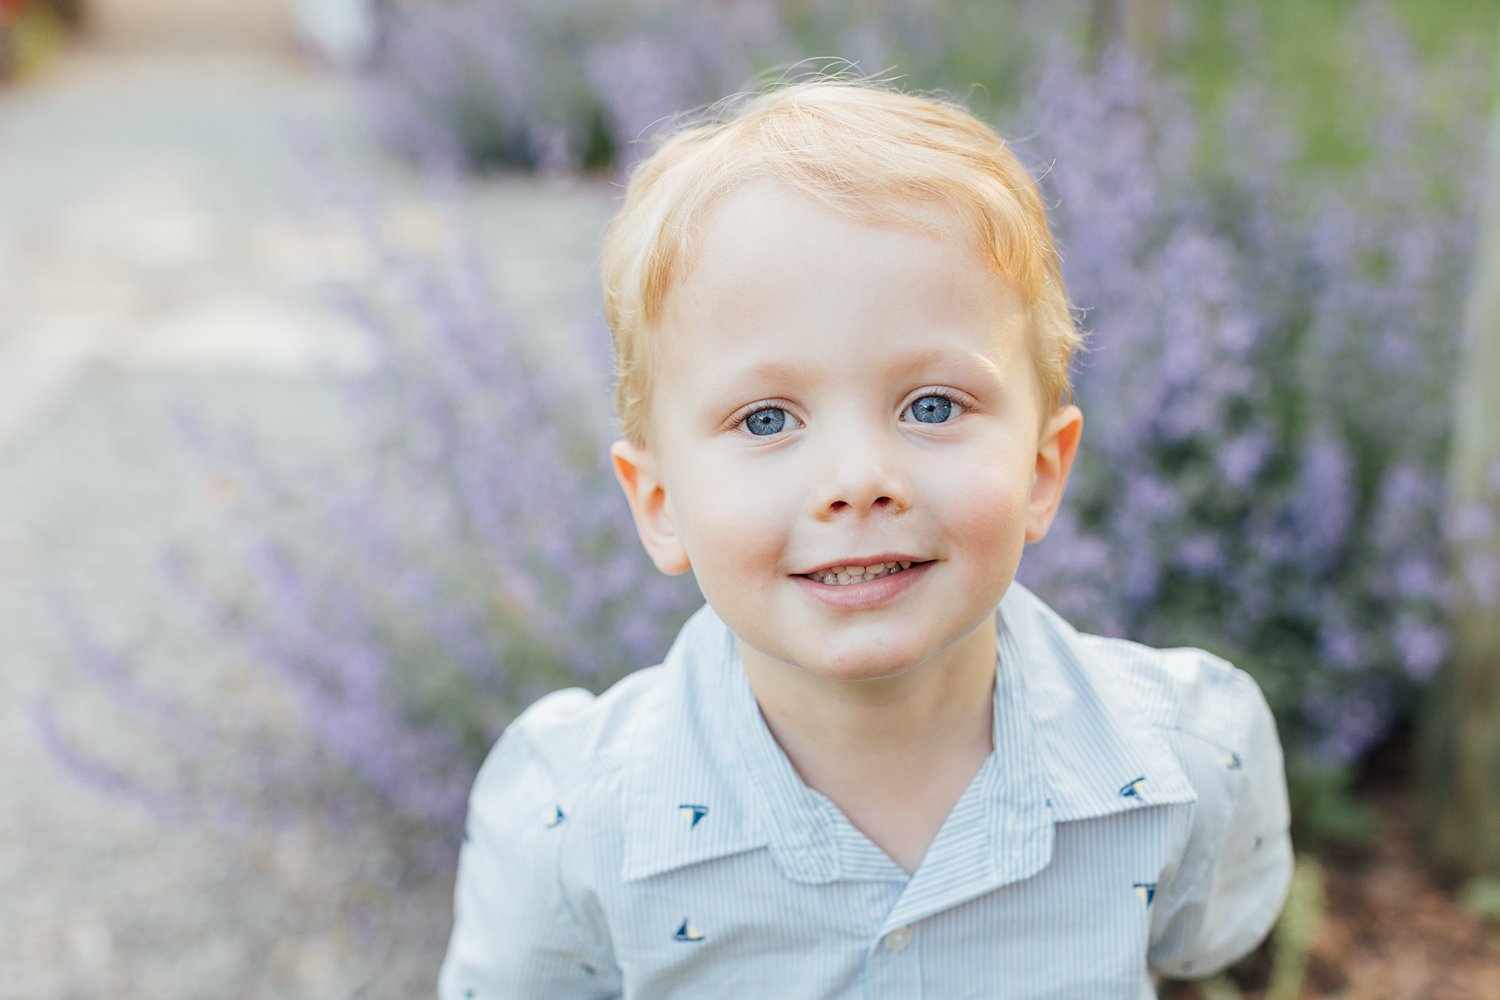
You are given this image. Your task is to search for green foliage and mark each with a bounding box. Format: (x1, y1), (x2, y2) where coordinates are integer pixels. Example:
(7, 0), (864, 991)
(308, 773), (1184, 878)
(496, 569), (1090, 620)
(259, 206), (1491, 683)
(1286, 763), (1378, 850)
(1171, 0), (1496, 170)
(1191, 975), (1244, 1000)
(0, 1), (67, 80)
(1462, 877), (1500, 924)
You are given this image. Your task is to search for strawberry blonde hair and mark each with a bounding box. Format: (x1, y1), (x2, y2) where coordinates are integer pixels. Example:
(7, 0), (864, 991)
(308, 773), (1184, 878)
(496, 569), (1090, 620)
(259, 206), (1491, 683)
(600, 78), (1080, 446)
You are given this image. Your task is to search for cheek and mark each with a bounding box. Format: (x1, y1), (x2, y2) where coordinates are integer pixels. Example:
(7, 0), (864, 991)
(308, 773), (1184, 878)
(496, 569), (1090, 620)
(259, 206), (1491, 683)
(942, 465), (1031, 559)
(672, 472), (792, 574)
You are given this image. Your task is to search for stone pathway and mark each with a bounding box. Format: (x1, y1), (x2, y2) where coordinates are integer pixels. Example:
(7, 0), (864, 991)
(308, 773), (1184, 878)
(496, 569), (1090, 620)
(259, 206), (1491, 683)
(0, 45), (616, 998)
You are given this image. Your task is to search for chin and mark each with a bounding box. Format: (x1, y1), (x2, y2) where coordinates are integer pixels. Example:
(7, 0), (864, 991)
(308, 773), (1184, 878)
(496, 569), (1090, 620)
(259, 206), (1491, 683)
(803, 645), (929, 683)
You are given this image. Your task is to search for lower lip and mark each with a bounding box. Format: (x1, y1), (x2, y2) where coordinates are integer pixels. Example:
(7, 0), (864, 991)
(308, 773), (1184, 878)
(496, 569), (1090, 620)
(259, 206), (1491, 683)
(791, 562), (931, 610)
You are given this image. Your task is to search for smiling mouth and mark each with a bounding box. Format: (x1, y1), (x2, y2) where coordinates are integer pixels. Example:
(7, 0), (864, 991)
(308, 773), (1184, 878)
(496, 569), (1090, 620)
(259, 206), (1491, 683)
(799, 560), (925, 586)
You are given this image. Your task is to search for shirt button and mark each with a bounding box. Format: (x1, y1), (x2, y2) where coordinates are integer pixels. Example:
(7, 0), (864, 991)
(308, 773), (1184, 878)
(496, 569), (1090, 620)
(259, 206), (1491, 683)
(883, 926), (912, 953)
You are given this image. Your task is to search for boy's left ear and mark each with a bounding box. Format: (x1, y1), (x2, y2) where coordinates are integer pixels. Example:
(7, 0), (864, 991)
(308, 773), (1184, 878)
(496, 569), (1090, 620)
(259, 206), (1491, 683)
(1025, 404), (1083, 543)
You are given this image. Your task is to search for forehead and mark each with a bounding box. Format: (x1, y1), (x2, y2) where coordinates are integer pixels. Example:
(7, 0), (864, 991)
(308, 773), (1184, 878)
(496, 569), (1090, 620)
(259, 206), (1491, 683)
(648, 180), (1033, 408)
(666, 179), (1012, 328)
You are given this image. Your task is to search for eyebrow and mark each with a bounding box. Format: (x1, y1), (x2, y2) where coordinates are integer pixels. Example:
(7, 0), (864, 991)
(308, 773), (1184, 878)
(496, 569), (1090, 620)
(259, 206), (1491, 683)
(707, 346), (1007, 388)
(889, 346), (1008, 381)
(696, 359), (812, 397)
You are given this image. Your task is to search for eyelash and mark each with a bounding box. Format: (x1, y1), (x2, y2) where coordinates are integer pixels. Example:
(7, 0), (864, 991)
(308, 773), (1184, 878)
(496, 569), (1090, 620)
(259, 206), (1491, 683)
(726, 399), (800, 435)
(901, 387), (968, 418)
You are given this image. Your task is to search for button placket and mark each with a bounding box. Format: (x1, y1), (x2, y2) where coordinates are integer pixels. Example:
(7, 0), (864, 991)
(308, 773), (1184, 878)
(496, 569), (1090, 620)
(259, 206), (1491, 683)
(868, 923), (921, 998)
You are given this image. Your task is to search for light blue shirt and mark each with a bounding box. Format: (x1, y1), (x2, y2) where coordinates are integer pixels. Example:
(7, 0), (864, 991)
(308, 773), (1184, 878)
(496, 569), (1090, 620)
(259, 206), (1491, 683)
(440, 583), (1292, 999)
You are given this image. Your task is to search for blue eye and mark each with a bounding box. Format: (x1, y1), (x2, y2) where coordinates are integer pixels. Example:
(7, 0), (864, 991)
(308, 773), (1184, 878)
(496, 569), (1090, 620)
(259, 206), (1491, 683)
(743, 407), (789, 436)
(906, 394), (955, 424)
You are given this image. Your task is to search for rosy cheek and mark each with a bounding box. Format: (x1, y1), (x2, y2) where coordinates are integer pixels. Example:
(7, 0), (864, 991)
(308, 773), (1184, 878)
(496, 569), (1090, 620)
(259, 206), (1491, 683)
(954, 477), (1027, 537)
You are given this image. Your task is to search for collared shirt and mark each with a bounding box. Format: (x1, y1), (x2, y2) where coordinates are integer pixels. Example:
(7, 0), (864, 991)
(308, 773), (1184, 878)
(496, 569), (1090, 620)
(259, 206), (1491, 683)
(440, 583), (1293, 999)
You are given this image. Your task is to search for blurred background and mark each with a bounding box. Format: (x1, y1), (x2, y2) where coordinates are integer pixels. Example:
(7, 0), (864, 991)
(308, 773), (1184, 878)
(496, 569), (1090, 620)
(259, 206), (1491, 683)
(2, 1), (1498, 997)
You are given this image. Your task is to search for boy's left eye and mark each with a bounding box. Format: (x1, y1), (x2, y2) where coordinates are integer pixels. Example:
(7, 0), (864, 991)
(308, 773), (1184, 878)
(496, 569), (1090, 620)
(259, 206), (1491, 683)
(903, 394), (961, 424)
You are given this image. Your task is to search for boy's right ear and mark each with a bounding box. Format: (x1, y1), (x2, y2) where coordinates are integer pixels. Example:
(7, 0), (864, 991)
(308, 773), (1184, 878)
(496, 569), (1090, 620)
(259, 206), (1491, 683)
(609, 439), (692, 576)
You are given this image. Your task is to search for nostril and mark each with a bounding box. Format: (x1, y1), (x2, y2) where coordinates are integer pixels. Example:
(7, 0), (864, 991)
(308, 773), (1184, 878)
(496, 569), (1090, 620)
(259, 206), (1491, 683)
(827, 496), (897, 513)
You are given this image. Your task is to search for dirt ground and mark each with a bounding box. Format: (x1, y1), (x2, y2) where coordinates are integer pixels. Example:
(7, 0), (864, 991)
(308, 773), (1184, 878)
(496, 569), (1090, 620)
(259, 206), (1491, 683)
(1302, 754), (1500, 999)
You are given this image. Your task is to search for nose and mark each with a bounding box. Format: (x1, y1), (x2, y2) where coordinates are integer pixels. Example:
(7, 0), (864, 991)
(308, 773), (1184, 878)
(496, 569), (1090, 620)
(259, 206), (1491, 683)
(809, 425), (913, 519)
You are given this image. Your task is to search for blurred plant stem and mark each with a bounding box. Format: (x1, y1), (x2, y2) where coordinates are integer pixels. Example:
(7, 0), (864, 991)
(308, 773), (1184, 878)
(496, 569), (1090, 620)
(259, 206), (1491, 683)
(1193, 974), (1243, 1000)
(1265, 854), (1325, 1000)
(1423, 12), (1500, 881)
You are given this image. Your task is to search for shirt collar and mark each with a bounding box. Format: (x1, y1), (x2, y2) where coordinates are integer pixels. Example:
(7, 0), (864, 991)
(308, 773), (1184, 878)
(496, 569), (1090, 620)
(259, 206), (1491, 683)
(620, 583), (1195, 886)
(998, 583), (1198, 821)
(620, 605), (770, 882)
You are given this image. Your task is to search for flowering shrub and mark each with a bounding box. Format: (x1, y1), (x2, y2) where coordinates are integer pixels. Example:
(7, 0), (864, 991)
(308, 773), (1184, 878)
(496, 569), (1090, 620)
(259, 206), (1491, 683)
(188, 213), (700, 843)
(366, 0), (1086, 173)
(368, 0), (792, 171)
(1012, 10), (1485, 772)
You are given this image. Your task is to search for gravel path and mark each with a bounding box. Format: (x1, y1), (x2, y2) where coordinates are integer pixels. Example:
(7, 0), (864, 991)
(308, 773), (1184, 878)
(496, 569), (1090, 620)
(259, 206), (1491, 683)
(0, 46), (616, 998)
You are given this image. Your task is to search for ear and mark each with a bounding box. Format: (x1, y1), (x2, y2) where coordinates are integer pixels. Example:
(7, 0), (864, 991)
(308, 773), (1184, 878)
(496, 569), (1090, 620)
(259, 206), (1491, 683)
(1025, 404), (1083, 543)
(610, 438), (692, 575)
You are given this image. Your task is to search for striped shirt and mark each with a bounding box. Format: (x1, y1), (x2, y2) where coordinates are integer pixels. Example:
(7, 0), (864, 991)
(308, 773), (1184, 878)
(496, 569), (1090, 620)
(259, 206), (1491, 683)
(440, 583), (1292, 999)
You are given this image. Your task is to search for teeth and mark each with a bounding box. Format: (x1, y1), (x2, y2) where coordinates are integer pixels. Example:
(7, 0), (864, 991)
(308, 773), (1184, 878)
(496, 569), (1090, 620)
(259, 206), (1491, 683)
(810, 560), (915, 586)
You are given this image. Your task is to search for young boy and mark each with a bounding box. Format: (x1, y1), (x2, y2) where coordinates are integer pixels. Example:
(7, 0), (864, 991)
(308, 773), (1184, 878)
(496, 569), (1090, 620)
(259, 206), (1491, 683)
(440, 80), (1292, 999)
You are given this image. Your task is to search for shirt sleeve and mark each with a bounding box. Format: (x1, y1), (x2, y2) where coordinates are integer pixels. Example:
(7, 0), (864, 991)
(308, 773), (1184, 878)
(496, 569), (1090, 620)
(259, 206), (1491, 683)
(438, 690), (621, 1000)
(1147, 665), (1294, 979)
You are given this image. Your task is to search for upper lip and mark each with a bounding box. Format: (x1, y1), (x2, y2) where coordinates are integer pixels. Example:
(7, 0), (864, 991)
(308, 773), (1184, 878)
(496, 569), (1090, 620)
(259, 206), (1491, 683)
(795, 554), (929, 575)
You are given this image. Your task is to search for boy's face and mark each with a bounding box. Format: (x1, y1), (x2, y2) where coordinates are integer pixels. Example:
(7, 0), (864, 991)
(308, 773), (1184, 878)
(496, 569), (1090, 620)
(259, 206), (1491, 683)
(613, 180), (1081, 685)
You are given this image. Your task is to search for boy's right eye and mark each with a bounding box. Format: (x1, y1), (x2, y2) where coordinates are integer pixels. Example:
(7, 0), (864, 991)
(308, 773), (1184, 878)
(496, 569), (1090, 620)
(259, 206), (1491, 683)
(738, 406), (800, 437)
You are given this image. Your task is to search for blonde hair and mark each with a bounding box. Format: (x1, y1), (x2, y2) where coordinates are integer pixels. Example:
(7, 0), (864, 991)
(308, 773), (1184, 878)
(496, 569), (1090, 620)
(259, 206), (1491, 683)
(600, 78), (1081, 446)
